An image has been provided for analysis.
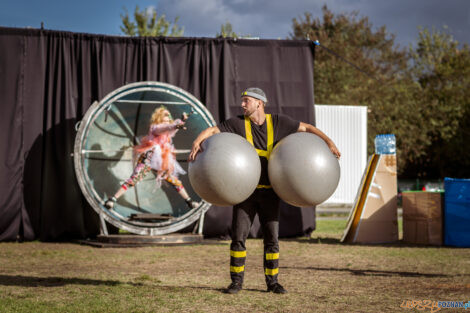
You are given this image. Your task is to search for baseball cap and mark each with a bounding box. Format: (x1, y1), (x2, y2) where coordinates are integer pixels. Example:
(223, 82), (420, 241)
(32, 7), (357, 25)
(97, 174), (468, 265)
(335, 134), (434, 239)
(241, 87), (267, 104)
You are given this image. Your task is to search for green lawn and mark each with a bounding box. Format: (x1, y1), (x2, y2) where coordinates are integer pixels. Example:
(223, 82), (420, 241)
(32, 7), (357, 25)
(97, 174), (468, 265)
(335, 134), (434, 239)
(0, 219), (468, 313)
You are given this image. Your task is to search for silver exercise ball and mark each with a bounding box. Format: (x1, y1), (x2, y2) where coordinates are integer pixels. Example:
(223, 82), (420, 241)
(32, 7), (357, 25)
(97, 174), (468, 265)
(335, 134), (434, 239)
(268, 132), (340, 207)
(188, 132), (261, 206)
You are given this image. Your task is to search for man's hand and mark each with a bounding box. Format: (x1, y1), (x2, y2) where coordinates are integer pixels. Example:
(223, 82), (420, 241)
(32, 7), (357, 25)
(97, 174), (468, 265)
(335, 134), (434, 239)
(188, 142), (202, 162)
(188, 126), (220, 162)
(298, 122), (341, 159)
(327, 141), (341, 159)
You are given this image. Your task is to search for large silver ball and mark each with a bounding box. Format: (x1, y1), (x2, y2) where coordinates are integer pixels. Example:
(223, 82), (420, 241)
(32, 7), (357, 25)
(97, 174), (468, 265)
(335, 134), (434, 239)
(268, 132), (340, 207)
(188, 133), (261, 206)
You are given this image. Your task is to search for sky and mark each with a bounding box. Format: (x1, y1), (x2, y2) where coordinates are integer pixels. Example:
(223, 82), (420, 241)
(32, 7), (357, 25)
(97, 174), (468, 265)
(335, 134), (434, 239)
(1, 0), (469, 49)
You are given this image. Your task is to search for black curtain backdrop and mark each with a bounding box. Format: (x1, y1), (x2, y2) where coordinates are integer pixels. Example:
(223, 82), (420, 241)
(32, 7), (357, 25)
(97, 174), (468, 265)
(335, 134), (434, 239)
(0, 27), (316, 241)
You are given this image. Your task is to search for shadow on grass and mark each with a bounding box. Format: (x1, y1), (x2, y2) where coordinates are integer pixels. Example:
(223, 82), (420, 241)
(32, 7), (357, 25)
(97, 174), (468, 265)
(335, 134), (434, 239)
(282, 237), (457, 249)
(0, 274), (143, 287)
(0, 275), (269, 293)
(156, 284), (268, 294)
(283, 237), (343, 244)
(282, 266), (450, 278)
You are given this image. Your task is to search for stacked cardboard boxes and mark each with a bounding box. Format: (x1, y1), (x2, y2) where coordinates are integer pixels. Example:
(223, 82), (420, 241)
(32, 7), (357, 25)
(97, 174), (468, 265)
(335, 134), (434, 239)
(402, 191), (444, 245)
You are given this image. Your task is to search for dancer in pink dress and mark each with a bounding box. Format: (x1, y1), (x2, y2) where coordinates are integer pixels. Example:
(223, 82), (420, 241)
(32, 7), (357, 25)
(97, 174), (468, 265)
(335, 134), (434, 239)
(105, 106), (198, 210)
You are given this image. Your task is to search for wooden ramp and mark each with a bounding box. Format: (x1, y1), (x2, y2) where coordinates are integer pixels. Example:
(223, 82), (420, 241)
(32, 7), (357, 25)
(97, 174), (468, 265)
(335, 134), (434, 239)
(341, 154), (398, 244)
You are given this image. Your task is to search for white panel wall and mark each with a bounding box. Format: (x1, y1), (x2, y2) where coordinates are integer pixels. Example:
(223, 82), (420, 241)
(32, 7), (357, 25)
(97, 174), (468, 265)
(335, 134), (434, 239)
(314, 105), (367, 204)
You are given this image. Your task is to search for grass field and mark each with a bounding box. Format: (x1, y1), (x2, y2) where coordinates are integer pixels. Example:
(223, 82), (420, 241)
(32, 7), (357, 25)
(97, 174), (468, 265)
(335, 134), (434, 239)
(0, 219), (469, 313)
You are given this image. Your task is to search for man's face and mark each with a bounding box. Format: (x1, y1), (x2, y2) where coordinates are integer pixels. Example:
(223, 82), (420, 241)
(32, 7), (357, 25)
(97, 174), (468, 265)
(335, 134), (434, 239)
(241, 96), (261, 116)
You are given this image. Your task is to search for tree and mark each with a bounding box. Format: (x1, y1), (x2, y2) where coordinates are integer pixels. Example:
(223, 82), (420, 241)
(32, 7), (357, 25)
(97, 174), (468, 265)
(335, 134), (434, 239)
(291, 7), (470, 178)
(291, 6), (421, 176)
(217, 22), (239, 38)
(407, 27), (470, 177)
(120, 6), (184, 37)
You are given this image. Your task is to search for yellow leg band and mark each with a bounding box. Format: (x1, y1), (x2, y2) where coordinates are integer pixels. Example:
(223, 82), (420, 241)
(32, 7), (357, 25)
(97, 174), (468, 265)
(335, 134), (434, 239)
(265, 268), (279, 276)
(230, 265), (245, 273)
(265, 253), (279, 260)
(230, 250), (247, 258)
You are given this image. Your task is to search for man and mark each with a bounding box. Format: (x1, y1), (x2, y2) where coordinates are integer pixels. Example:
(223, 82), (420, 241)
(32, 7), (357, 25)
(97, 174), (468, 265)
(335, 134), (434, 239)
(189, 87), (340, 294)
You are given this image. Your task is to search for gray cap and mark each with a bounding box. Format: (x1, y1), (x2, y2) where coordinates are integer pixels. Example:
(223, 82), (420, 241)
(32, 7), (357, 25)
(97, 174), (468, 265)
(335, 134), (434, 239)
(241, 87), (267, 104)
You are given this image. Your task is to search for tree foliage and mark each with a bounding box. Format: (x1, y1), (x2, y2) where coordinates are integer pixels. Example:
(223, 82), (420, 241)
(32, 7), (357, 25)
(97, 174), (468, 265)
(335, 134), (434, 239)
(408, 28), (470, 177)
(291, 6), (419, 176)
(217, 22), (239, 38)
(120, 6), (184, 37)
(291, 6), (470, 178)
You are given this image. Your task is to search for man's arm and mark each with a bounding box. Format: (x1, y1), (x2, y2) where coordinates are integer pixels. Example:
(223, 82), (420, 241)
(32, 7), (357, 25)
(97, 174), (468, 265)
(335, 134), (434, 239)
(188, 126), (220, 161)
(298, 122), (341, 159)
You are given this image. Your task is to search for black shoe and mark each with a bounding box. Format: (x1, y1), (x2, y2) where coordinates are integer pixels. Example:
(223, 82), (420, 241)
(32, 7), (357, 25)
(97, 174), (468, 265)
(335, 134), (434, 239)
(185, 198), (200, 209)
(189, 201), (200, 209)
(267, 283), (287, 294)
(104, 197), (116, 209)
(225, 282), (242, 294)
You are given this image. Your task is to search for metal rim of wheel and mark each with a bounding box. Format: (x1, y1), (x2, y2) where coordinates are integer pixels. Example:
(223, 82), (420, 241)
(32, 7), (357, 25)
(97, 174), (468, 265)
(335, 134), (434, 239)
(73, 81), (215, 235)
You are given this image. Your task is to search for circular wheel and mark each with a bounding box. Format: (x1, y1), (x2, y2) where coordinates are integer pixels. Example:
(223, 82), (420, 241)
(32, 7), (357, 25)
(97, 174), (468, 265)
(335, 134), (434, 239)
(74, 82), (215, 235)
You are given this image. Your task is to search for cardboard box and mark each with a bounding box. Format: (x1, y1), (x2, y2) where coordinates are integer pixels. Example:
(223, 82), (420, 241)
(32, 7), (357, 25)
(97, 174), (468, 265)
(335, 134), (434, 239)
(402, 192), (443, 245)
(352, 154), (399, 244)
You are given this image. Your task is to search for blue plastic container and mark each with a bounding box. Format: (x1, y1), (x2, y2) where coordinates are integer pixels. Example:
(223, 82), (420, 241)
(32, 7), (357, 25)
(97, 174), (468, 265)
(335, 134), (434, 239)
(444, 177), (470, 247)
(374, 134), (396, 154)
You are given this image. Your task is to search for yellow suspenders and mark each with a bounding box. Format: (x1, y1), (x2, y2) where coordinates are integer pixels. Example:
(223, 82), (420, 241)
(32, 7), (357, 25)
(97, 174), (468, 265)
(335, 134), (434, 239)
(244, 114), (274, 189)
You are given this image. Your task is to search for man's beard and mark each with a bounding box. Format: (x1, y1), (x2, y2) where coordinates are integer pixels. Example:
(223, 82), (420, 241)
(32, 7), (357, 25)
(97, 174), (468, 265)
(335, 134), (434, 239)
(243, 108), (255, 117)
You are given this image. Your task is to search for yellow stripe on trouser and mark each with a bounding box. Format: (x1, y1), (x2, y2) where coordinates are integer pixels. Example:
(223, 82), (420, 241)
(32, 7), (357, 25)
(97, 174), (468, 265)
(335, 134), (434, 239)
(265, 252), (279, 276)
(265, 268), (279, 276)
(230, 250), (247, 258)
(244, 114), (274, 189)
(265, 253), (279, 260)
(230, 265), (245, 273)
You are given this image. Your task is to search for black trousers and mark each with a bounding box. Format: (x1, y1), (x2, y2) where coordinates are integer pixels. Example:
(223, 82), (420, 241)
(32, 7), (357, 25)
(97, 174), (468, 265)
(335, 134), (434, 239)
(230, 188), (280, 286)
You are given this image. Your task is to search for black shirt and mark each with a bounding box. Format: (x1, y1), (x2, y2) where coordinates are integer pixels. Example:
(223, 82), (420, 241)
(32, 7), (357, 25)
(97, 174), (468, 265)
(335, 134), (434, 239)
(218, 114), (300, 186)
